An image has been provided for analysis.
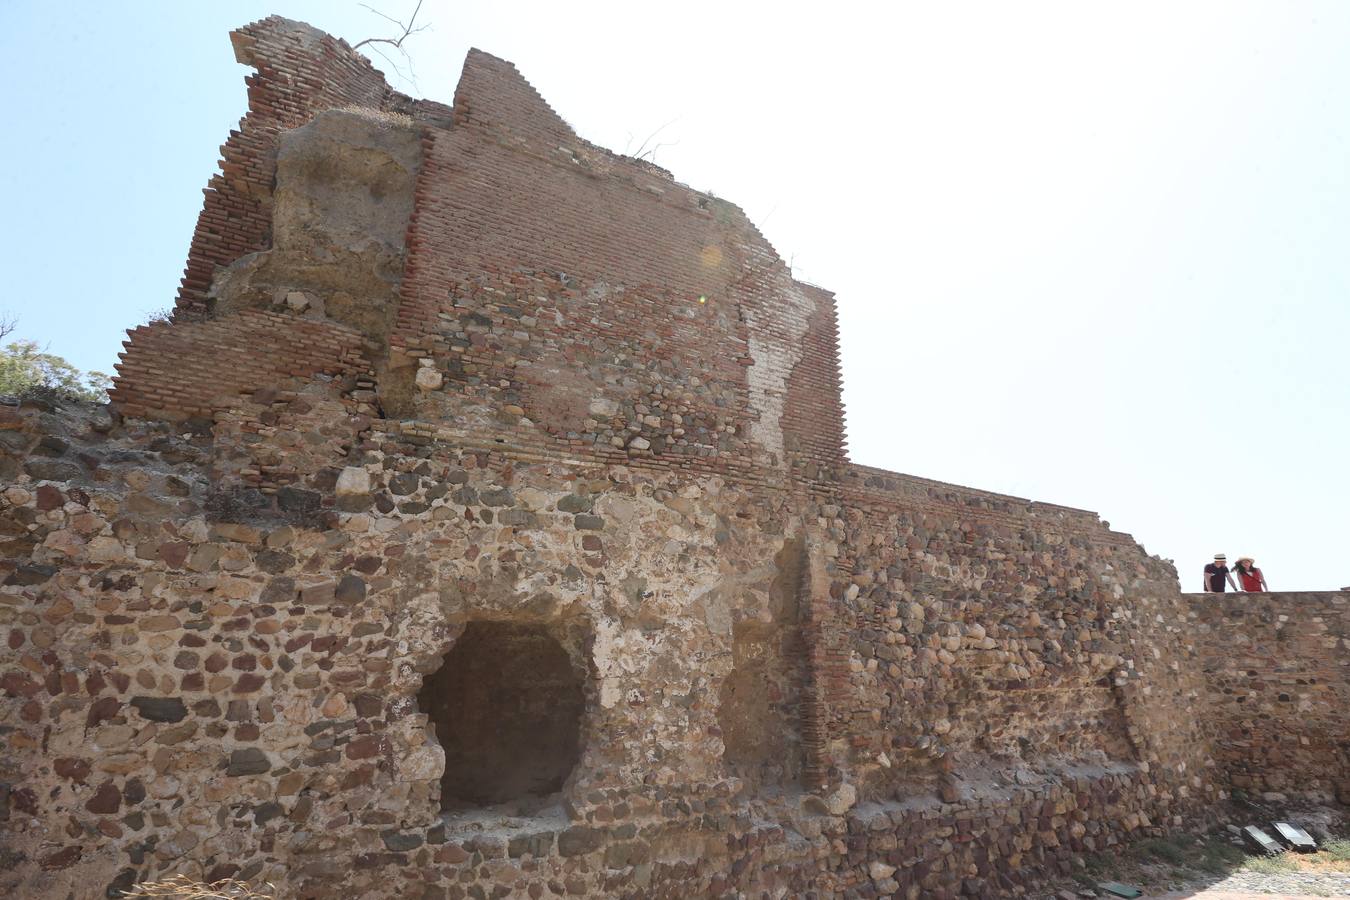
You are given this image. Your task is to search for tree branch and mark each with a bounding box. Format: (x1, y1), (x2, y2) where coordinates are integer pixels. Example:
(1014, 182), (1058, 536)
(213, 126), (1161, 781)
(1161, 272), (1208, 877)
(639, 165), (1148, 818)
(632, 118), (679, 161)
(353, 0), (427, 52)
(352, 1), (428, 89)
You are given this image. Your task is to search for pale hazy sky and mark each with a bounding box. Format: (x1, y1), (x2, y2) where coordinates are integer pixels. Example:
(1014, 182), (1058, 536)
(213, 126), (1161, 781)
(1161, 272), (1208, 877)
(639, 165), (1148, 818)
(3, 2), (1347, 590)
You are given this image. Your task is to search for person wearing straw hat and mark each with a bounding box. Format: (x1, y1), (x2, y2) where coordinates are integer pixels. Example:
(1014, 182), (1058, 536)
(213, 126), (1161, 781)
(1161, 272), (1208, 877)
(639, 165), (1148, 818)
(1233, 557), (1268, 592)
(1203, 554), (1238, 593)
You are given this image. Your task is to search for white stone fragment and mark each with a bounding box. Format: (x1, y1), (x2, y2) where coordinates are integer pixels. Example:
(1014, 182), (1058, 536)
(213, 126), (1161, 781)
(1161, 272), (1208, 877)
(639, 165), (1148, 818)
(869, 861), (896, 881)
(589, 397), (619, 417)
(399, 744), (444, 782)
(824, 782), (857, 816)
(335, 467), (371, 496)
(414, 367), (443, 391)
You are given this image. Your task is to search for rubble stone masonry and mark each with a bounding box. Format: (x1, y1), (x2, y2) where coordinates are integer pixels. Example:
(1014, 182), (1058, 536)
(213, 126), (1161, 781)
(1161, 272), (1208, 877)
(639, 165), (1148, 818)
(1189, 592), (1350, 803)
(1, 15), (1345, 900)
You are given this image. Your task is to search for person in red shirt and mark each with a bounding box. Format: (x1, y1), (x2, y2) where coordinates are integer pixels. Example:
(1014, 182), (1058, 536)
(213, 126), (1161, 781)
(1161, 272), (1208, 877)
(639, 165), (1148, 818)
(1234, 557), (1268, 592)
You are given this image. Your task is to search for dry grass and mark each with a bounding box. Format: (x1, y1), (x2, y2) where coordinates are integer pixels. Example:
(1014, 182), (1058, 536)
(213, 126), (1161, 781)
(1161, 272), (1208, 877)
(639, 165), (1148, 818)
(336, 105), (415, 130)
(1280, 839), (1350, 874)
(1236, 838), (1350, 875)
(1321, 839), (1350, 862)
(1241, 853), (1298, 875)
(119, 875), (276, 900)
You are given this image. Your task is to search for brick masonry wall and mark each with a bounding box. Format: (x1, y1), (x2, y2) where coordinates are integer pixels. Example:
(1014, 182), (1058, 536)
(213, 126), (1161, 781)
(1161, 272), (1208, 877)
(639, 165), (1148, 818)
(112, 311), (374, 422)
(116, 17), (846, 482)
(113, 17), (447, 428)
(176, 21), (377, 318)
(1188, 591), (1350, 802)
(170, 17), (448, 322)
(389, 49), (846, 477)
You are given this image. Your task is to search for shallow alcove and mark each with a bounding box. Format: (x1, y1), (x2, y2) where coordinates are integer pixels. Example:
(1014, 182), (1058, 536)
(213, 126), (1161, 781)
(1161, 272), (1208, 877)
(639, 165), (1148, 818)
(719, 622), (804, 789)
(718, 537), (806, 790)
(416, 621), (585, 810)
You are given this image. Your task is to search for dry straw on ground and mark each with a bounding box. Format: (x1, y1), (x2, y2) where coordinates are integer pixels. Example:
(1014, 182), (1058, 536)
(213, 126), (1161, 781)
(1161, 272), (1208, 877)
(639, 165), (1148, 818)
(120, 875), (276, 900)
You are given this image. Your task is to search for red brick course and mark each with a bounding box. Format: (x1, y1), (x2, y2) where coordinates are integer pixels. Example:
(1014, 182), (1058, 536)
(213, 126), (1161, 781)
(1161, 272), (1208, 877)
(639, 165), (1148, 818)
(111, 310), (373, 421)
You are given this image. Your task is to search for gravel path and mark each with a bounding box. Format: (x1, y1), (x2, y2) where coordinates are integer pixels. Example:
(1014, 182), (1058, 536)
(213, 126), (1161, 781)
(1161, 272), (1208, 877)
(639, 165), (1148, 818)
(1148, 869), (1350, 897)
(1047, 868), (1350, 899)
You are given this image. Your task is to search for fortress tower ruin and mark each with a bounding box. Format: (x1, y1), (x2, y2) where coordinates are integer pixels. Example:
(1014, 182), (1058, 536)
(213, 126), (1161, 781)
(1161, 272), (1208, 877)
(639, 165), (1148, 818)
(2, 17), (1346, 899)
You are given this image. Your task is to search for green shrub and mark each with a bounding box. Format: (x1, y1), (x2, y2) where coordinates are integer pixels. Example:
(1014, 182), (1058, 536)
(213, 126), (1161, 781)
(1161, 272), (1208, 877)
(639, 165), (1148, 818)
(1243, 853), (1296, 874)
(1320, 839), (1350, 862)
(0, 340), (109, 402)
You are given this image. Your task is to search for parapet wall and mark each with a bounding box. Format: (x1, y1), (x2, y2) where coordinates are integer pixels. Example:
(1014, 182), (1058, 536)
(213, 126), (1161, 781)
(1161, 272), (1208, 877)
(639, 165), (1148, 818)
(1188, 591), (1350, 802)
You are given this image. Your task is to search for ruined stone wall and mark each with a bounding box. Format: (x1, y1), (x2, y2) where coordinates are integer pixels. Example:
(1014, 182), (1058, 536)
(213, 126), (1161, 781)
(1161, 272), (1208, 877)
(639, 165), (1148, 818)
(2, 13), (1341, 900)
(826, 466), (1216, 805)
(1188, 591), (1350, 803)
(0, 406), (1222, 900)
(0, 402), (821, 898)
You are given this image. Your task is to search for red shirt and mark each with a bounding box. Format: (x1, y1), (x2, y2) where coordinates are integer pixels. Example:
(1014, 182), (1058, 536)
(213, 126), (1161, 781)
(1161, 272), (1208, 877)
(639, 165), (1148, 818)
(1238, 568), (1264, 591)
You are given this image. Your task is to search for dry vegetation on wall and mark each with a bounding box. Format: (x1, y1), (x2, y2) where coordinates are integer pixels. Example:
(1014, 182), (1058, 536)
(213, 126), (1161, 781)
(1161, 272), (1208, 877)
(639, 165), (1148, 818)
(2, 13), (1347, 900)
